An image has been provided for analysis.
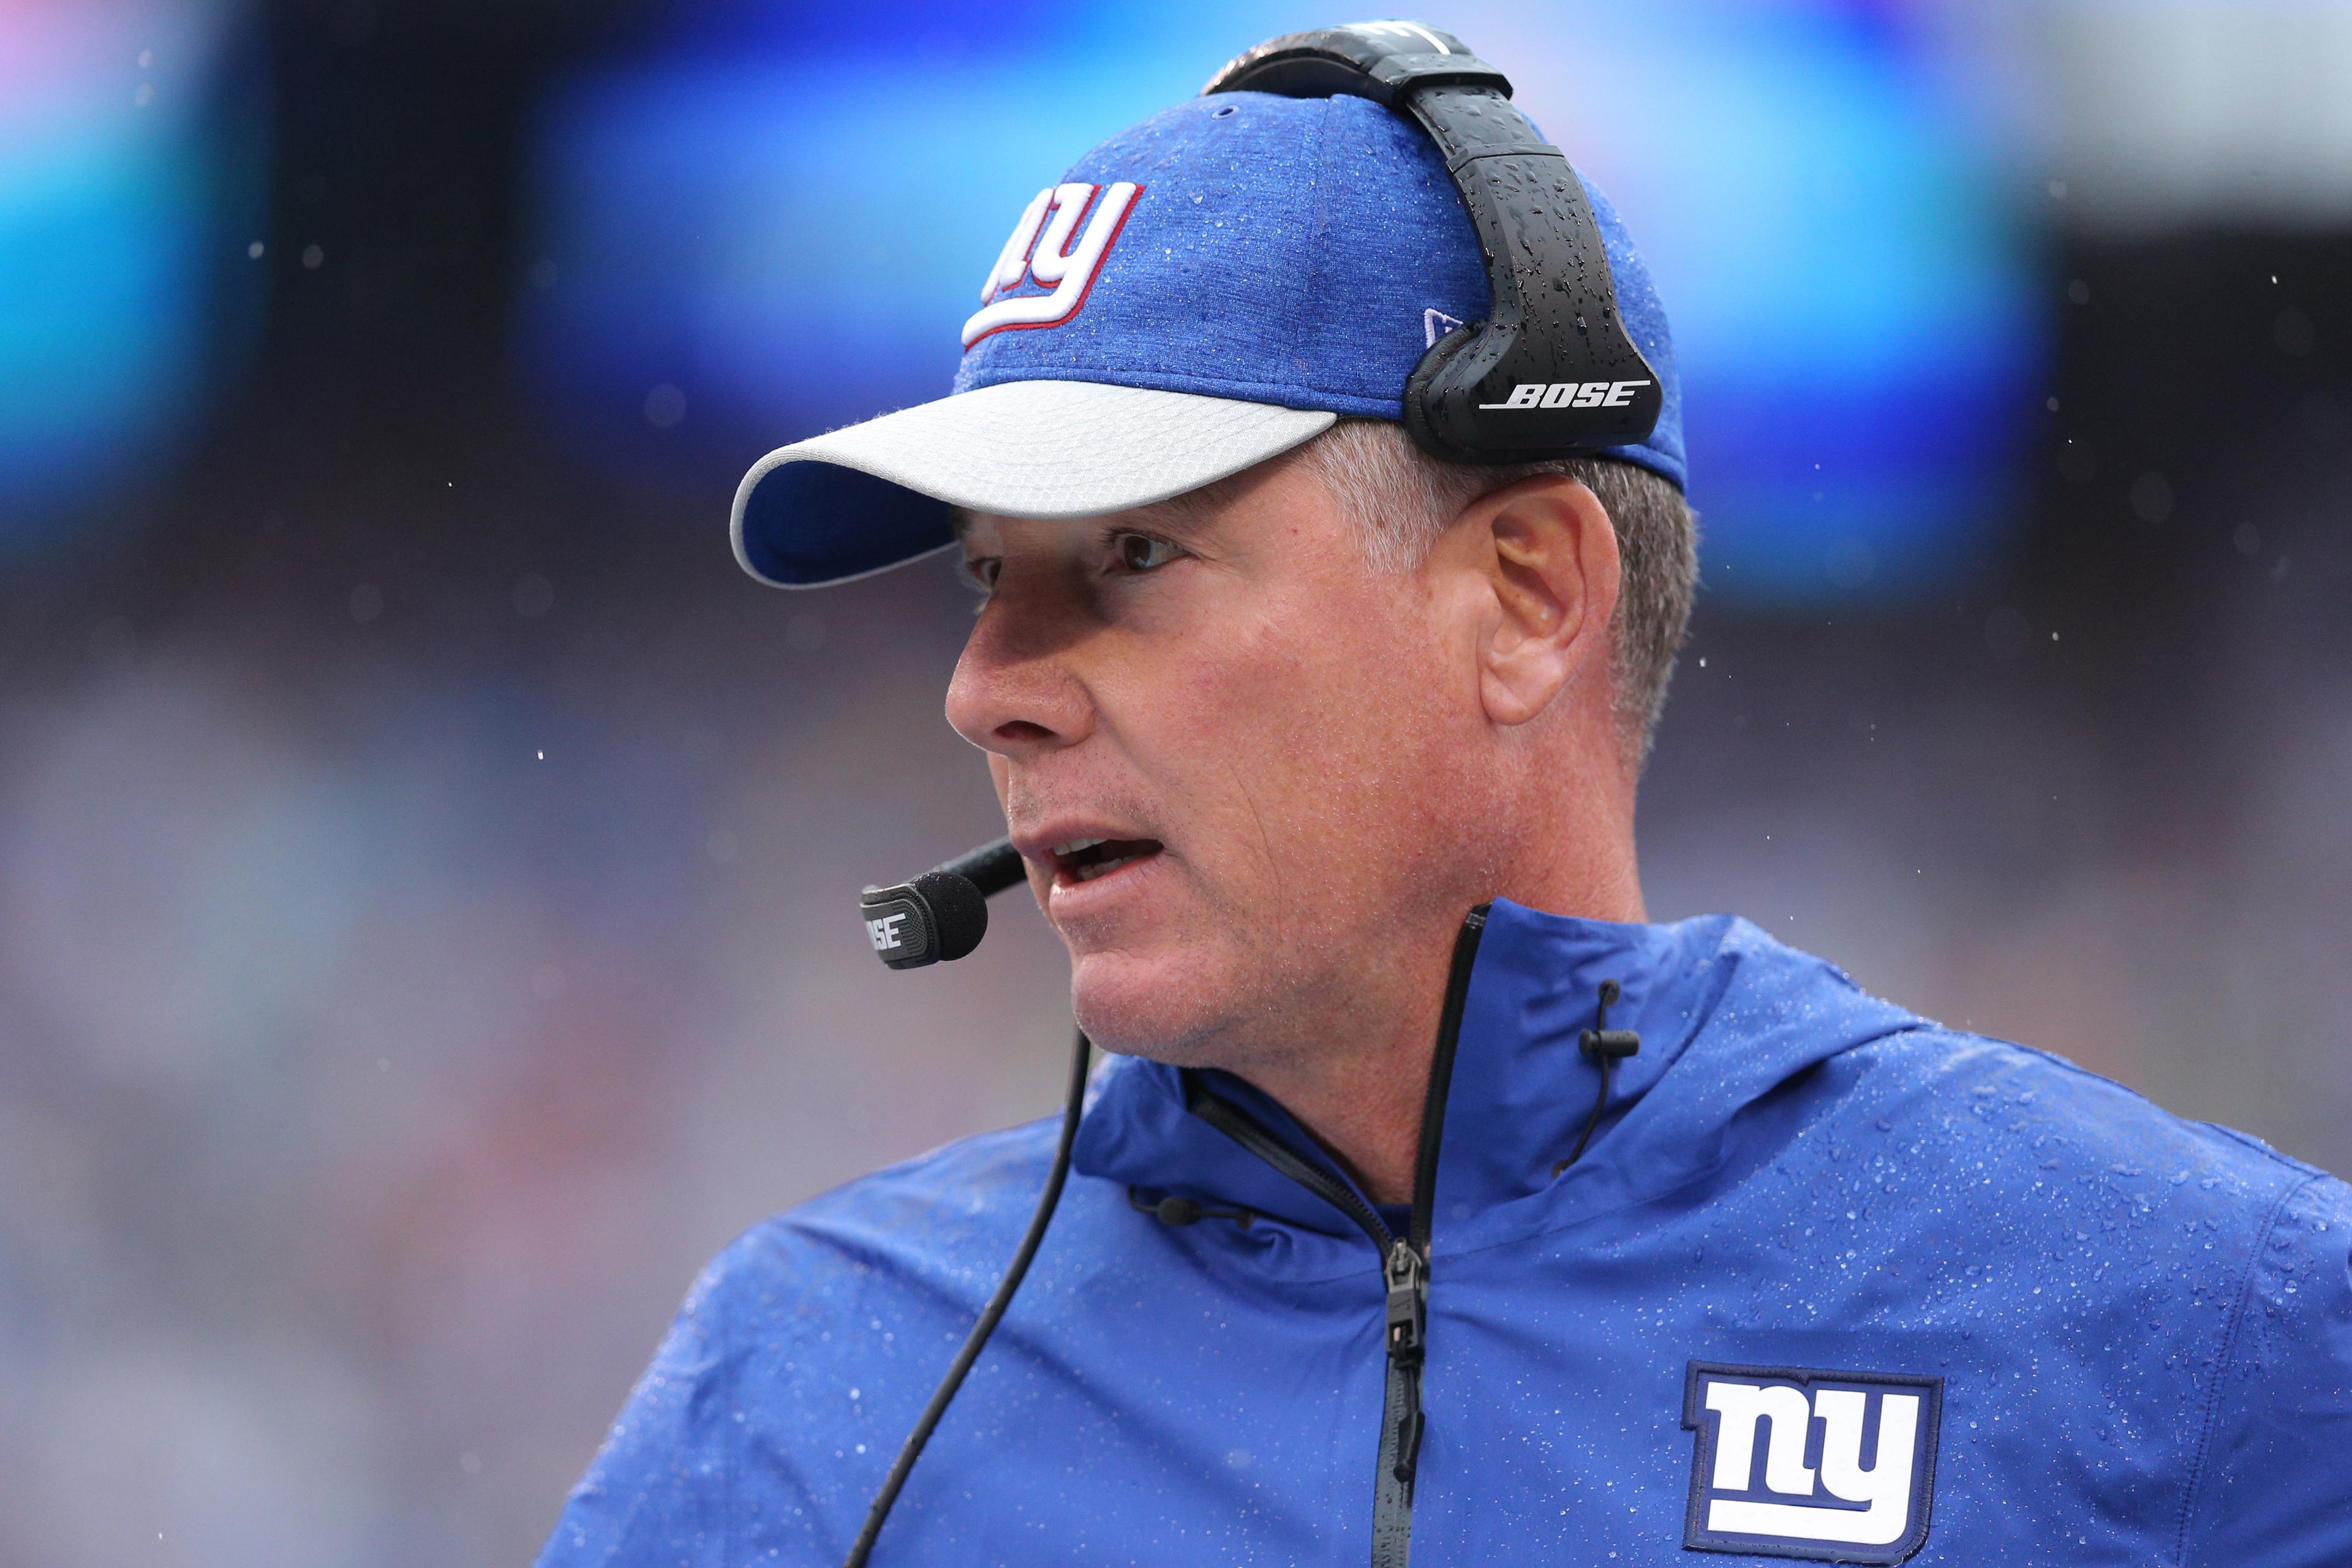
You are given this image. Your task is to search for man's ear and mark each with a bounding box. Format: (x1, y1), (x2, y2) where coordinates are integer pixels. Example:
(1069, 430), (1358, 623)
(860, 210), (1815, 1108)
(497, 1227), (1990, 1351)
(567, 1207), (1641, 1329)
(1453, 475), (1621, 728)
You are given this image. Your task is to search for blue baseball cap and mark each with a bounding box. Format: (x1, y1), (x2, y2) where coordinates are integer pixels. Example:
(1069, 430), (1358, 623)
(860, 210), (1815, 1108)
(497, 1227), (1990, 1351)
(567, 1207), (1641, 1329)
(731, 89), (1683, 588)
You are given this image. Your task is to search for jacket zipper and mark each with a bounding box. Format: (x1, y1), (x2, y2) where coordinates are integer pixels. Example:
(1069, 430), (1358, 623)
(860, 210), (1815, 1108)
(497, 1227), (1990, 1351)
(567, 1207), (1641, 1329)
(1184, 905), (1489, 1568)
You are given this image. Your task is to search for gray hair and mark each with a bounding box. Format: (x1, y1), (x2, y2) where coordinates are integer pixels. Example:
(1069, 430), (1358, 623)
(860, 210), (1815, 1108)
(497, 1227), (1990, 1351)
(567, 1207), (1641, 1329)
(1295, 419), (1698, 769)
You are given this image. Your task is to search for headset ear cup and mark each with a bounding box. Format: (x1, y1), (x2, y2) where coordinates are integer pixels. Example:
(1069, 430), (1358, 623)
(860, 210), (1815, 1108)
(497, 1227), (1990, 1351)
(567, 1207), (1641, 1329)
(1403, 320), (1485, 466)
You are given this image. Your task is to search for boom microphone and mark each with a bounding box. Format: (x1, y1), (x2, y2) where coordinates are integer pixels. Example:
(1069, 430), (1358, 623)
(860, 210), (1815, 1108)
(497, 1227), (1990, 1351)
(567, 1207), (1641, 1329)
(844, 831), (1086, 1567)
(858, 836), (1027, 969)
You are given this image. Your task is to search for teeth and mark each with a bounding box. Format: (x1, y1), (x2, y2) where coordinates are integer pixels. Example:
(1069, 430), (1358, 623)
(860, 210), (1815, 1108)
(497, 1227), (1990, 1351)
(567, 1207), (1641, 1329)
(1074, 853), (1140, 882)
(1051, 837), (1106, 857)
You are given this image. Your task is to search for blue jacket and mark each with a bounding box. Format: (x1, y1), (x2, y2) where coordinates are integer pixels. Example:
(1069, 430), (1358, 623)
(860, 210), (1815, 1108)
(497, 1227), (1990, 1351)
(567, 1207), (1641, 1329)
(541, 903), (2352, 1566)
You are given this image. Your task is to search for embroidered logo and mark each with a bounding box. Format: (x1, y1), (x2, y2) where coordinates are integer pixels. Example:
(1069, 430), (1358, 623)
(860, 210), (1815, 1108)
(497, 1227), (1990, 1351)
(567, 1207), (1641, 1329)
(962, 181), (1143, 348)
(1681, 1361), (1941, 1564)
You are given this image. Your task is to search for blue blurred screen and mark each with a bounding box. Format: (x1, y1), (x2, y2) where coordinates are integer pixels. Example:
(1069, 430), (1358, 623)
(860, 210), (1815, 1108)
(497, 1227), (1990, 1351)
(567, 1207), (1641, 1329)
(521, 2), (2038, 605)
(0, 3), (262, 552)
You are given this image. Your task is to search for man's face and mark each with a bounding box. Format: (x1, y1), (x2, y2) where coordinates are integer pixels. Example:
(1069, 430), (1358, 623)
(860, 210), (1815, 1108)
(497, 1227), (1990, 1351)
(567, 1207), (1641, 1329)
(946, 454), (1507, 1066)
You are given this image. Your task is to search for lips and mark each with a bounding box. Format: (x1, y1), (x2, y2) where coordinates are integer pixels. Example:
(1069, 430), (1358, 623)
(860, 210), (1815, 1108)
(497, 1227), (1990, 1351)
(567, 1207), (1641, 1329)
(1047, 835), (1164, 884)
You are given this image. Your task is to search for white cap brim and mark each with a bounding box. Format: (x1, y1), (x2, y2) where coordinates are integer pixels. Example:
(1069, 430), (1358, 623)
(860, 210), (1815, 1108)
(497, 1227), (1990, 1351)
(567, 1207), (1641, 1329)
(730, 380), (1337, 587)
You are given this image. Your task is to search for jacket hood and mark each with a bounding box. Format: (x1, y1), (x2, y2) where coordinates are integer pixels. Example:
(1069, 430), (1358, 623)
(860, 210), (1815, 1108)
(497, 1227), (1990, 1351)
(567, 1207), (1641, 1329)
(1072, 900), (1924, 1253)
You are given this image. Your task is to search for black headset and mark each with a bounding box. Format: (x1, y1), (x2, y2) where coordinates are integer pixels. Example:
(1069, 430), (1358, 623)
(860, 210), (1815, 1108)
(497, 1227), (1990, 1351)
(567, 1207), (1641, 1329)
(1205, 20), (1662, 467)
(840, 23), (1646, 1566)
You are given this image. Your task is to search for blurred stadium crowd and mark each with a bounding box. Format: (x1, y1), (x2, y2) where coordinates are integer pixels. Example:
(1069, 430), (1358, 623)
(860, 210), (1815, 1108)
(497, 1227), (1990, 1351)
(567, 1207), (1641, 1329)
(0, 2), (2347, 1563)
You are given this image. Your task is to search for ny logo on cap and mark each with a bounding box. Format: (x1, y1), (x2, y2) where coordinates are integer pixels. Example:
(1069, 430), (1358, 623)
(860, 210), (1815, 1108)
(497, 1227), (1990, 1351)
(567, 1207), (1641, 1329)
(1681, 1361), (1942, 1564)
(963, 181), (1143, 348)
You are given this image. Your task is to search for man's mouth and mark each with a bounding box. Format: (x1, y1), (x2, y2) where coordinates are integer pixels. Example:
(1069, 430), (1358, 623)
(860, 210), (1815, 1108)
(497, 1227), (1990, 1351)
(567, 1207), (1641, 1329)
(1049, 836), (1164, 884)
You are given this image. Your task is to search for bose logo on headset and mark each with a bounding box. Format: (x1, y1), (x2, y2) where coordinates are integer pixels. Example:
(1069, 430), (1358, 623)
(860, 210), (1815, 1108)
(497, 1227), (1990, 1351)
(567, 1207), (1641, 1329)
(865, 912), (910, 952)
(1478, 379), (1653, 411)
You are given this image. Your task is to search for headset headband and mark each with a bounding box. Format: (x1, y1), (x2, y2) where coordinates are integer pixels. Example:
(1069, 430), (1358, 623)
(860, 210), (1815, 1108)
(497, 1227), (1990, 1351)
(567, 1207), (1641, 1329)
(1204, 21), (1662, 466)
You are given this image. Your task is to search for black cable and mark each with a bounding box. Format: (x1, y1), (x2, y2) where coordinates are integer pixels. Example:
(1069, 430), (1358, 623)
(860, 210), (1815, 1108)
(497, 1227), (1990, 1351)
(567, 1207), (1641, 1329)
(1555, 980), (1639, 1177)
(842, 1027), (1093, 1568)
(1126, 1186), (1254, 1229)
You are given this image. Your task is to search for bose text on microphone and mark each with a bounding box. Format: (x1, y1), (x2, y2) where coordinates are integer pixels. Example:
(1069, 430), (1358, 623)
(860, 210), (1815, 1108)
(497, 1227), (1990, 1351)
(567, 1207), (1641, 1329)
(858, 836), (1025, 969)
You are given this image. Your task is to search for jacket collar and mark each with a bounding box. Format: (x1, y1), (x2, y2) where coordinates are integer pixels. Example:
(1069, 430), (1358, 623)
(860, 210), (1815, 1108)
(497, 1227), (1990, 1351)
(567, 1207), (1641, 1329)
(1073, 900), (1923, 1248)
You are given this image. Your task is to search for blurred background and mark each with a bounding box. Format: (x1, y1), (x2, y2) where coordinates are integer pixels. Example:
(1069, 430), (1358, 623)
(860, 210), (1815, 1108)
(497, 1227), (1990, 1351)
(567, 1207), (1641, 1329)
(1, 0), (2347, 1561)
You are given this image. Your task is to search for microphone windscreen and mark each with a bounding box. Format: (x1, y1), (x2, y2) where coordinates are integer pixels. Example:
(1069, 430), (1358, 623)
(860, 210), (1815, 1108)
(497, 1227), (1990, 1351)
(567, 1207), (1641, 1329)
(911, 870), (989, 963)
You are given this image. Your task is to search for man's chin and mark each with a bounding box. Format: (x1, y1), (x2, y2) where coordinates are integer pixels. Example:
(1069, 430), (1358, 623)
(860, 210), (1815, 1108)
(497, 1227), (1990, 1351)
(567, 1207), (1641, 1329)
(1067, 947), (1240, 1065)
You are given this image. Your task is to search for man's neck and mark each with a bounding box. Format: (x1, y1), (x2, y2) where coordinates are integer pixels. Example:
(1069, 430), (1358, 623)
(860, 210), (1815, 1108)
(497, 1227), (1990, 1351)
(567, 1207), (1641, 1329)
(1236, 992), (1445, 1206)
(1226, 859), (1647, 1207)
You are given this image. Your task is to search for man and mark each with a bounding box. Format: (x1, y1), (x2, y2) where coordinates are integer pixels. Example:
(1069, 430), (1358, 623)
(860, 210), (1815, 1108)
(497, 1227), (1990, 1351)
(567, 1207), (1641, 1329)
(541, 24), (2351, 1568)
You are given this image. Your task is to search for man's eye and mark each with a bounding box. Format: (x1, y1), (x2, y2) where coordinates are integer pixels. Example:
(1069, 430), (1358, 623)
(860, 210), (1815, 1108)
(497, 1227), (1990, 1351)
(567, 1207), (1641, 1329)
(959, 556), (1001, 593)
(1115, 533), (1183, 573)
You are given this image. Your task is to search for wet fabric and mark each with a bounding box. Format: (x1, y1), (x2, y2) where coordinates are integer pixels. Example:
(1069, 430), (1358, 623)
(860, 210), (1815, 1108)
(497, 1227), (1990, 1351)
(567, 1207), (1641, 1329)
(539, 901), (2352, 1566)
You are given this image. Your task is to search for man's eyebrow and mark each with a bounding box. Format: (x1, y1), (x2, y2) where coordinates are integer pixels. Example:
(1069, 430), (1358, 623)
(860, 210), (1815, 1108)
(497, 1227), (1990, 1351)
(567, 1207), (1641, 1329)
(1123, 498), (1197, 532)
(948, 499), (1216, 543)
(1123, 490), (1227, 538)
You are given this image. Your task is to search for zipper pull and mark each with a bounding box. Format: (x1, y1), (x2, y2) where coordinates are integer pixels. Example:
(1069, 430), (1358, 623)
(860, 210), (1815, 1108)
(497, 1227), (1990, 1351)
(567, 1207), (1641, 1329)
(1392, 1374), (1425, 1486)
(1384, 1239), (1426, 1362)
(1385, 1239), (1429, 1485)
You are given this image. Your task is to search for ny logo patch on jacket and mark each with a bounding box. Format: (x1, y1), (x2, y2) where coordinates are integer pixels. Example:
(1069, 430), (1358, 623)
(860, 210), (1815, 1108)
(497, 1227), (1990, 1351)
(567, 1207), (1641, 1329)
(1681, 1362), (1942, 1564)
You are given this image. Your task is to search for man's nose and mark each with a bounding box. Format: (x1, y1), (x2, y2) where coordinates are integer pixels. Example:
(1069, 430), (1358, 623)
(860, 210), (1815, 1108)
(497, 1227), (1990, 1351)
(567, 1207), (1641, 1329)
(944, 588), (1096, 758)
